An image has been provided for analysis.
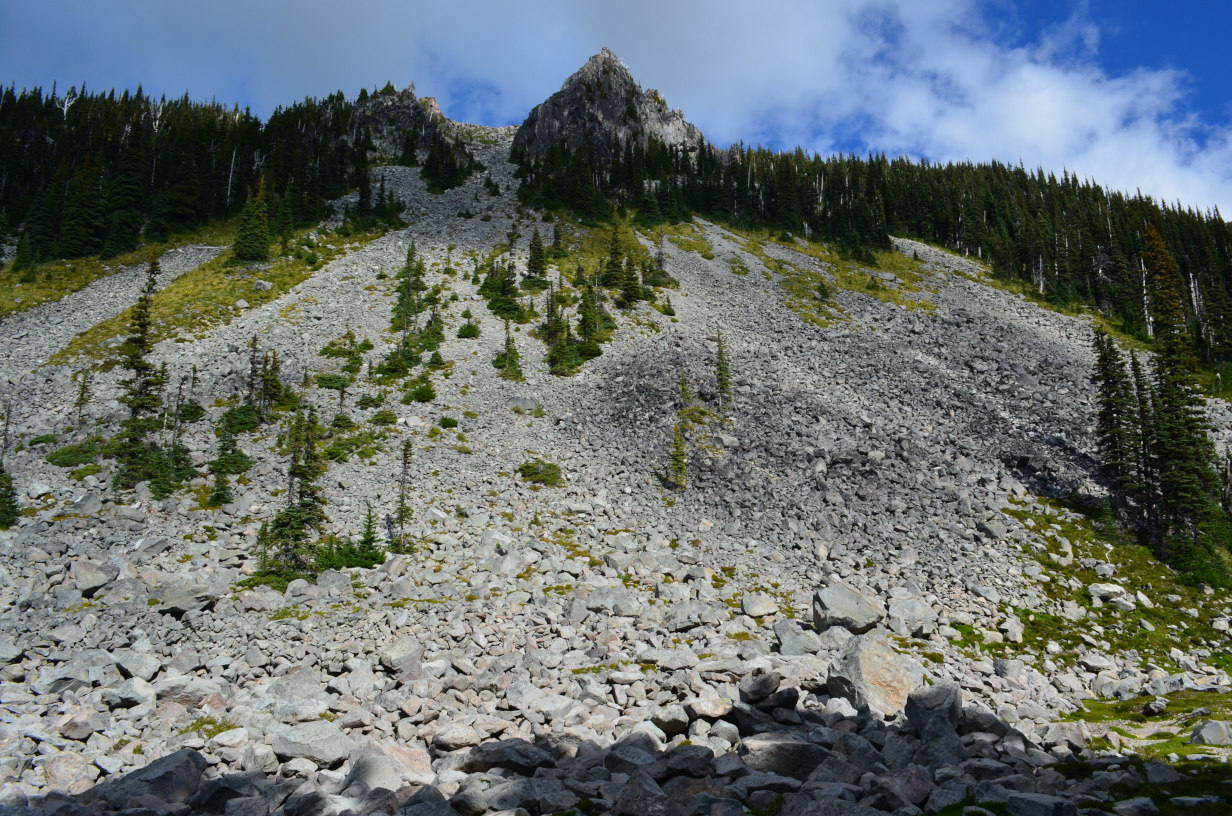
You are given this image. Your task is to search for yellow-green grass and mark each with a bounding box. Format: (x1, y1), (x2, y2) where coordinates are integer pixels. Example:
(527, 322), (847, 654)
(652, 221), (714, 260)
(544, 216), (651, 279)
(974, 496), (1232, 672)
(717, 226), (935, 327)
(0, 217), (239, 319)
(52, 223), (392, 369)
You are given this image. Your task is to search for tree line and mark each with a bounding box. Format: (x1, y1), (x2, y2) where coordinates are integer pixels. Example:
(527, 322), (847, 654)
(1092, 225), (1232, 585)
(0, 82), (478, 274)
(513, 136), (1232, 363)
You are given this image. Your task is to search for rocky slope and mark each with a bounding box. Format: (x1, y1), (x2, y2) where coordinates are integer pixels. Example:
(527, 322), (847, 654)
(0, 86), (1229, 816)
(512, 48), (702, 161)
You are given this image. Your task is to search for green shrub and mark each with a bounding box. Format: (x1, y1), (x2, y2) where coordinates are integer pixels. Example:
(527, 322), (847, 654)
(518, 459), (563, 487)
(28, 434), (56, 447)
(314, 535), (385, 571)
(371, 409), (398, 426)
(178, 401), (206, 423)
(356, 394), (384, 410)
(409, 382), (435, 403)
(46, 437), (108, 468)
(440, 416), (458, 429)
(457, 322), (480, 339)
(221, 404), (260, 434)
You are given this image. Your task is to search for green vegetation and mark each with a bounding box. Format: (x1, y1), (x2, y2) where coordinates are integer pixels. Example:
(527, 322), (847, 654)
(518, 459), (563, 487)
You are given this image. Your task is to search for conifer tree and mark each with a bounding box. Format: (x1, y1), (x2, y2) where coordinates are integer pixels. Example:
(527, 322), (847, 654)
(716, 329), (732, 406)
(114, 257), (165, 490)
(496, 320), (524, 381)
(1091, 328), (1138, 497)
(527, 227), (546, 278)
(669, 423), (688, 490)
(0, 405), (17, 530)
(233, 181), (270, 262)
(679, 371), (693, 404)
(1142, 224), (1225, 577)
(208, 470), (233, 507)
(395, 439), (413, 551)
(73, 369), (93, 426)
(259, 406), (327, 574)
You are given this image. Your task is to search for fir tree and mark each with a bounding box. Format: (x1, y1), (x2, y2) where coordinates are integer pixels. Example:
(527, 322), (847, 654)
(258, 406), (327, 575)
(0, 406), (17, 530)
(208, 470), (233, 507)
(669, 423), (688, 490)
(716, 329), (732, 406)
(114, 257), (165, 490)
(679, 371), (693, 404)
(394, 439), (413, 551)
(1091, 328), (1138, 497)
(73, 369), (93, 426)
(1142, 224), (1226, 578)
(495, 320), (525, 381)
(233, 181), (270, 262)
(527, 227), (546, 279)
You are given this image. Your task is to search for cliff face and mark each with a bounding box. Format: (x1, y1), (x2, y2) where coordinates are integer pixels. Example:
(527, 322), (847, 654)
(349, 87), (438, 160)
(513, 48), (703, 161)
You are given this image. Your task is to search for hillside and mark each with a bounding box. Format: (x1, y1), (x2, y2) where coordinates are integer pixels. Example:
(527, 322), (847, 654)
(0, 53), (1230, 816)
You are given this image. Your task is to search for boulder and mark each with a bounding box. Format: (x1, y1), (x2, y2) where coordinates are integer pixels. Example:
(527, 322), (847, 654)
(272, 720), (356, 768)
(73, 560), (117, 596)
(774, 618), (823, 655)
(812, 583), (884, 634)
(826, 634), (913, 716)
(1006, 793), (1077, 816)
(39, 752), (99, 795)
(92, 749), (207, 807)
(742, 593), (779, 617)
(904, 682), (962, 733)
(738, 733), (830, 781)
(378, 636), (423, 680)
(158, 582), (221, 615)
(1189, 720), (1232, 745)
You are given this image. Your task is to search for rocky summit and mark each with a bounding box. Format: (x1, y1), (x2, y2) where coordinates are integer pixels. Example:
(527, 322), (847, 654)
(0, 50), (1230, 816)
(512, 48), (703, 161)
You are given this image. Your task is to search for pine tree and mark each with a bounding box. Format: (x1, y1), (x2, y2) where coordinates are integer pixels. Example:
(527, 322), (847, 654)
(669, 423), (688, 490)
(114, 257), (165, 490)
(395, 439), (413, 551)
(527, 227), (546, 278)
(618, 257), (642, 309)
(679, 371), (693, 404)
(73, 369), (93, 426)
(208, 470), (233, 507)
(496, 320), (524, 381)
(1091, 328), (1138, 496)
(232, 181), (270, 262)
(716, 329), (732, 407)
(59, 155), (104, 258)
(0, 406), (17, 530)
(360, 501), (379, 548)
(1142, 224), (1226, 579)
(259, 407), (327, 575)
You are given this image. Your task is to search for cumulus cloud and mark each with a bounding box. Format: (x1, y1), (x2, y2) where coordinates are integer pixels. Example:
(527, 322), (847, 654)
(2, 0), (1230, 211)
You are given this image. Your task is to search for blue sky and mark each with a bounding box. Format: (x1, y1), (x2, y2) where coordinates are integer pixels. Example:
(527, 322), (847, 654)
(2, 0), (1230, 212)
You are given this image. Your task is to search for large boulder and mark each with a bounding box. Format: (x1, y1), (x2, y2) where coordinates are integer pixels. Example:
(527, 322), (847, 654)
(774, 619), (823, 655)
(272, 720), (356, 768)
(378, 636), (423, 680)
(738, 733), (830, 781)
(92, 749), (207, 807)
(1190, 720), (1232, 745)
(812, 584), (884, 634)
(904, 682), (962, 733)
(826, 634), (913, 716)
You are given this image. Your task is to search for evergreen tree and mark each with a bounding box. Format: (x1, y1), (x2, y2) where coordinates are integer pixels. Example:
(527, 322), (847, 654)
(258, 407), (327, 575)
(360, 501), (379, 548)
(59, 154), (104, 258)
(102, 134), (148, 259)
(669, 423), (688, 489)
(0, 406), (16, 530)
(618, 257), (642, 309)
(1142, 224), (1226, 578)
(208, 470), (233, 507)
(679, 371), (693, 404)
(233, 182), (270, 262)
(495, 320), (524, 381)
(394, 439), (413, 551)
(1091, 328), (1138, 497)
(73, 369), (93, 426)
(114, 257), (165, 490)
(716, 329), (732, 406)
(527, 227), (546, 278)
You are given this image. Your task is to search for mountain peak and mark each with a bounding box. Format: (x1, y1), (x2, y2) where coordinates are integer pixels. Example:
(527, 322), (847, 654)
(513, 49), (702, 161)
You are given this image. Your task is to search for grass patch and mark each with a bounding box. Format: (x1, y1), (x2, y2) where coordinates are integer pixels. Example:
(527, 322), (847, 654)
(0, 217), (238, 320)
(657, 221), (715, 260)
(518, 458), (563, 487)
(179, 716), (239, 740)
(51, 223), (392, 368)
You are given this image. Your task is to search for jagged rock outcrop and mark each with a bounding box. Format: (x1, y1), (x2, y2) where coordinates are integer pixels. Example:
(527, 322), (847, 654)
(513, 47), (703, 161)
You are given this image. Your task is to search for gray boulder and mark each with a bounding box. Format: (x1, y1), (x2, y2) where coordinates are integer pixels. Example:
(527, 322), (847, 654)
(92, 749), (207, 807)
(904, 681), (962, 733)
(812, 583), (884, 634)
(1006, 793), (1077, 816)
(774, 618), (823, 655)
(379, 636), (423, 680)
(826, 634), (913, 716)
(738, 733), (830, 781)
(1190, 720), (1232, 745)
(272, 720), (355, 768)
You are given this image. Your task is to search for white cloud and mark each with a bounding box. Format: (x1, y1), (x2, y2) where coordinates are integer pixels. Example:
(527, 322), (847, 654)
(3, 0), (1230, 212)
